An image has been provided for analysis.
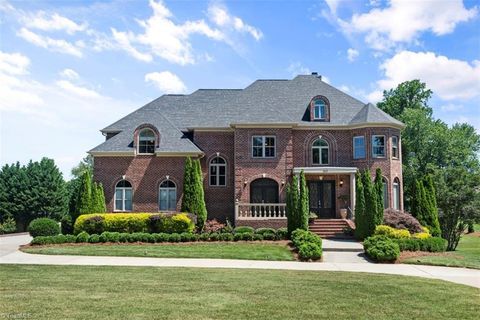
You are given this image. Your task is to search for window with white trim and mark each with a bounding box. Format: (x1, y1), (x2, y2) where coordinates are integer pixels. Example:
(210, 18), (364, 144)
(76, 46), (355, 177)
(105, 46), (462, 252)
(312, 139), (329, 164)
(115, 180), (132, 211)
(372, 135), (386, 158)
(392, 136), (399, 159)
(252, 136), (276, 158)
(353, 136), (365, 159)
(138, 128), (155, 154)
(159, 180), (176, 211)
(313, 99), (326, 120)
(209, 157), (226, 186)
(393, 178), (400, 210)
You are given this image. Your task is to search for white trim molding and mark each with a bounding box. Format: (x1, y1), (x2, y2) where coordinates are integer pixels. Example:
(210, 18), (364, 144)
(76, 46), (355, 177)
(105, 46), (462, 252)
(293, 166), (358, 175)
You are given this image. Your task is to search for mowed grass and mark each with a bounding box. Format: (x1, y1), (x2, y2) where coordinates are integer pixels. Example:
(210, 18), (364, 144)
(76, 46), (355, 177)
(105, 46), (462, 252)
(22, 242), (295, 261)
(0, 265), (478, 320)
(403, 231), (480, 269)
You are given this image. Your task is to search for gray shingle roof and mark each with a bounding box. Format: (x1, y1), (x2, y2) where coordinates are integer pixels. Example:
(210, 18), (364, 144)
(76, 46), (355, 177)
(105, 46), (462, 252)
(91, 74), (403, 154)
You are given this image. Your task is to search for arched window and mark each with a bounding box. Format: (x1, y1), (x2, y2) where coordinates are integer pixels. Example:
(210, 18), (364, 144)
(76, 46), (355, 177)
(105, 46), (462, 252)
(313, 99), (326, 120)
(382, 178), (389, 209)
(312, 139), (329, 165)
(159, 180), (176, 211)
(138, 128), (155, 154)
(115, 180), (132, 211)
(250, 178), (279, 203)
(209, 157), (226, 186)
(393, 178), (401, 210)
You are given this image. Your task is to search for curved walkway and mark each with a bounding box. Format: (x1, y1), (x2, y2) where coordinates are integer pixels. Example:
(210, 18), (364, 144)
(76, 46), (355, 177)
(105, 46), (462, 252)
(1, 234), (479, 288)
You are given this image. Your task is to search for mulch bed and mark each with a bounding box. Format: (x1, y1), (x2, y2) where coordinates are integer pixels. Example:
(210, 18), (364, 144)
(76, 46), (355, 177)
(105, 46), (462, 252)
(396, 250), (457, 264)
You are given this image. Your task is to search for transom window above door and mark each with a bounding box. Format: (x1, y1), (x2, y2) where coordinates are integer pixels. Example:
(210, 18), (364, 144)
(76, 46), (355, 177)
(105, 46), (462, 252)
(252, 136), (276, 158)
(312, 138), (329, 165)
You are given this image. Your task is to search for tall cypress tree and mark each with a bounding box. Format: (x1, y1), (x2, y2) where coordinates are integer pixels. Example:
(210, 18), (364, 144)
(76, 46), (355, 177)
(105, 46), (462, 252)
(354, 172), (367, 239)
(193, 159), (207, 230)
(362, 169), (377, 237)
(96, 183), (107, 213)
(374, 168), (384, 226)
(181, 157), (194, 213)
(411, 180), (425, 224)
(298, 170), (309, 230)
(77, 171), (92, 215)
(422, 176), (441, 236)
(286, 174), (300, 236)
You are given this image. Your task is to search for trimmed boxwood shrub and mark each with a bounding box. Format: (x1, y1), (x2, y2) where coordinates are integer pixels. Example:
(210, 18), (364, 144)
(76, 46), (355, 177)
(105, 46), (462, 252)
(198, 233), (210, 241)
(276, 228), (288, 240)
(233, 233), (243, 241)
(374, 225), (410, 239)
(363, 235), (400, 262)
(291, 229), (322, 248)
(219, 233), (233, 241)
(180, 232), (198, 242)
(82, 216), (105, 235)
(298, 242), (322, 261)
(76, 231), (89, 243)
(168, 233), (181, 243)
(253, 234), (264, 241)
(242, 232), (254, 241)
(234, 226), (254, 234)
(88, 234), (101, 243)
(255, 228), (276, 236)
(262, 233), (276, 241)
(396, 237), (447, 252)
(208, 232), (220, 241)
(28, 218), (60, 237)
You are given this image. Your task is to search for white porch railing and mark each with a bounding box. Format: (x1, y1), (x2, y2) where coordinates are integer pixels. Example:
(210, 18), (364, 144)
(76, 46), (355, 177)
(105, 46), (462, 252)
(235, 202), (287, 220)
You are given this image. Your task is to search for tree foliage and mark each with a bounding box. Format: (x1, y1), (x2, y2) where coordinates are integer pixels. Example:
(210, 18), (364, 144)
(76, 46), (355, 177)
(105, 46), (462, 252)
(298, 170), (309, 231)
(362, 169), (377, 237)
(286, 174), (300, 236)
(354, 172), (367, 239)
(374, 168), (384, 226)
(181, 157), (207, 230)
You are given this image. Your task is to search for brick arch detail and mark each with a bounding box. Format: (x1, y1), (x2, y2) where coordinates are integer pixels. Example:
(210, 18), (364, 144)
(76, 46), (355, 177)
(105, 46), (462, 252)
(303, 131), (338, 166)
(309, 95), (331, 122)
(133, 123), (161, 149)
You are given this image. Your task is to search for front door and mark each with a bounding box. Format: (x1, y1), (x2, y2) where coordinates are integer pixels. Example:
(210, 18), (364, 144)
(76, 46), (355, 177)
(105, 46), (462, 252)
(308, 181), (336, 218)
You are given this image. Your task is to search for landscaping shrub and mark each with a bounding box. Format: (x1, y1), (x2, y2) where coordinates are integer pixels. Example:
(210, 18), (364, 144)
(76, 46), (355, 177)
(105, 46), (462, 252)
(374, 225), (410, 239)
(88, 234), (100, 243)
(298, 242), (322, 261)
(76, 231), (89, 243)
(198, 233), (210, 241)
(218, 233), (233, 241)
(396, 237), (447, 252)
(164, 214), (195, 234)
(0, 217), (17, 234)
(253, 234), (264, 241)
(148, 214), (165, 233)
(31, 236), (51, 245)
(262, 233), (276, 241)
(276, 228), (288, 240)
(234, 226), (254, 234)
(64, 234), (77, 243)
(82, 216), (105, 235)
(363, 236), (400, 262)
(28, 218), (60, 237)
(255, 228), (276, 236)
(396, 238), (421, 251)
(413, 232), (431, 239)
(208, 232), (220, 241)
(168, 233), (181, 243)
(383, 209), (423, 234)
(180, 232), (197, 242)
(153, 233), (169, 243)
(241, 233), (254, 241)
(118, 233), (128, 243)
(291, 229), (322, 248)
(203, 219), (226, 233)
(233, 233), (243, 241)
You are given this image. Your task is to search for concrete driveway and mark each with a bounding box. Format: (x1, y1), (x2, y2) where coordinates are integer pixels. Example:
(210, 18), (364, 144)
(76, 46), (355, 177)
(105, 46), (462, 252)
(1, 233), (479, 288)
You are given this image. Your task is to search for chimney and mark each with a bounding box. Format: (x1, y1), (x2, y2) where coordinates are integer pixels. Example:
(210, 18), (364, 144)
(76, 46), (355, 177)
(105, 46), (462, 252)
(311, 72), (322, 80)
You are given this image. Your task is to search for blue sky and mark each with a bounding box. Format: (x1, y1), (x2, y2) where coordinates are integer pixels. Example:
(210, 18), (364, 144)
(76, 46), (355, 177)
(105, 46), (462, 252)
(1, 0), (479, 178)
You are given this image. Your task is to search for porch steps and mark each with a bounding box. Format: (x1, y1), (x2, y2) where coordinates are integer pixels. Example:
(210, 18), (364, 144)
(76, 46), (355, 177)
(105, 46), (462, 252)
(309, 219), (355, 239)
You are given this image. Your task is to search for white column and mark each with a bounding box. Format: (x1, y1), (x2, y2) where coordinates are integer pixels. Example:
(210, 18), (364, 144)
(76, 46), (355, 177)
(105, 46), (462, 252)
(350, 173), (356, 219)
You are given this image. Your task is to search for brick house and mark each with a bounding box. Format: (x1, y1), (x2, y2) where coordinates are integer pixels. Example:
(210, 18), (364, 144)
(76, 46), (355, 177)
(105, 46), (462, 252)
(90, 74), (404, 229)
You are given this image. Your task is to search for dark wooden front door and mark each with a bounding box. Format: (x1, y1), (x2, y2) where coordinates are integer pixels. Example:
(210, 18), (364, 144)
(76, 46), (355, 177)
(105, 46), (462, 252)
(308, 180), (336, 218)
(250, 178), (279, 203)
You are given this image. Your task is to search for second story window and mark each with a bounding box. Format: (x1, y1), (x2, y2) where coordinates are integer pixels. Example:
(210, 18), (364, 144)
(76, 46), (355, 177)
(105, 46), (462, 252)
(353, 136), (365, 159)
(372, 135), (386, 158)
(312, 138), (329, 165)
(209, 157), (226, 186)
(392, 136), (399, 159)
(252, 136), (276, 158)
(138, 129), (156, 154)
(313, 99), (326, 120)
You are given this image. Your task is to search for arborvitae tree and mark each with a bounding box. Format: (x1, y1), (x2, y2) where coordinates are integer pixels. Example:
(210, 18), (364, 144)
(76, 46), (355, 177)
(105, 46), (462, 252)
(354, 172), (367, 239)
(96, 183), (107, 213)
(90, 182), (106, 213)
(374, 168), (384, 227)
(286, 174), (299, 236)
(193, 159), (207, 230)
(0, 163), (30, 230)
(411, 180), (425, 224)
(423, 175), (441, 236)
(77, 171), (92, 215)
(298, 170), (309, 230)
(362, 169), (377, 237)
(181, 157), (195, 213)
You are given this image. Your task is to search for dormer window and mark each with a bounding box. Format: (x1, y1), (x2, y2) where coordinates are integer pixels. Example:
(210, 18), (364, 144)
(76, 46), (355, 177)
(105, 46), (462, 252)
(138, 128), (155, 154)
(309, 96), (330, 122)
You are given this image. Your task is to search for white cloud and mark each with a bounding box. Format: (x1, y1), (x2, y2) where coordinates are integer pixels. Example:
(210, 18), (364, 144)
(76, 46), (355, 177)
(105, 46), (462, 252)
(324, 0), (343, 15)
(287, 62), (310, 76)
(339, 85), (350, 92)
(17, 28), (83, 57)
(55, 80), (101, 99)
(59, 68), (79, 80)
(369, 51), (480, 102)
(341, 0), (477, 50)
(440, 104), (464, 112)
(207, 3), (263, 41)
(145, 71), (187, 94)
(0, 51), (30, 75)
(111, 28), (153, 62)
(347, 48), (359, 62)
(22, 11), (87, 34)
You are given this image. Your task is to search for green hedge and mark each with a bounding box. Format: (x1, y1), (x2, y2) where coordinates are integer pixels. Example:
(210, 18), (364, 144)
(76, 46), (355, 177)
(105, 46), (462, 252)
(74, 213), (194, 235)
(291, 229), (322, 261)
(363, 235), (400, 262)
(396, 237), (447, 252)
(28, 218), (60, 237)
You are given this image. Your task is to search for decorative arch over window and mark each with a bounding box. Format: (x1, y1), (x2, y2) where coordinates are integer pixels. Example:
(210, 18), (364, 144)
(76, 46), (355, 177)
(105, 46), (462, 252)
(312, 138), (329, 165)
(159, 180), (176, 211)
(382, 177), (389, 209)
(209, 156), (226, 186)
(134, 124), (160, 155)
(393, 178), (401, 210)
(115, 180), (132, 211)
(309, 96), (330, 121)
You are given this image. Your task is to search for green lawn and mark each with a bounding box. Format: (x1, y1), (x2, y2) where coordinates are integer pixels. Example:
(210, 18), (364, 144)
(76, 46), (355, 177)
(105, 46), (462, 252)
(22, 242), (295, 261)
(0, 265), (478, 320)
(403, 233), (480, 269)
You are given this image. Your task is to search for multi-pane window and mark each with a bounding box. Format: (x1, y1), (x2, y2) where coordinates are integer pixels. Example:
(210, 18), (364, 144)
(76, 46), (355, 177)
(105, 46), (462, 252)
(313, 99), (326, 120)
(138, 129), (155, 154)
(159, 180), (176, 211)
(393, 179), (400, 210)
(252, 136), (276, 158)
(392, 136), (399, 159)
(115, 180), (132, 211)
(210, 157), (226, 186)
(353, 136), (365, 159)
(372, 135), (386, 158)
(312, 139), (329, 164)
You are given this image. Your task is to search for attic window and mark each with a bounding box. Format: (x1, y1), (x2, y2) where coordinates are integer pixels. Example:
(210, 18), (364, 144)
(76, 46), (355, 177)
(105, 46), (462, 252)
(309, 96), (330, 122)
(138, 129), (156, 154)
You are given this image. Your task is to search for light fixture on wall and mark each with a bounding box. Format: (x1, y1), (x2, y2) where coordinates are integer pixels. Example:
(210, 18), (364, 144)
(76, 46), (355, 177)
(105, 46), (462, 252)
(122, 175), (126, 180)
(244, 179), (248, 186)
(318, 176), (324, 181)
(339, 179), (344, 187)
(262, 173), (266, 178)
(281, 180), (285, 186)
(166, 175), (170, 180)
(216, 152), (220, 156)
